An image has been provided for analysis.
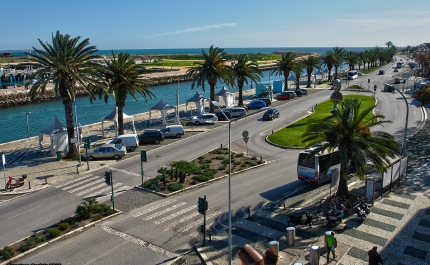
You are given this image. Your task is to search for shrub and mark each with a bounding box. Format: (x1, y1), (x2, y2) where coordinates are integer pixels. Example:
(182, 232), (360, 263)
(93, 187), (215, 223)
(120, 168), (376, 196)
(257, 160), (263, 164)
(47, 228), (62, 238)
(218, 165), (227, 170)
(211, 149), (224, 154)
(190, 180), (197, 185)
(33, 233), (47, 244)
(222, 158), (229, 164)
(192, 175), (211, 182)
(251, 156), (257, 160)
(168, 183), (183, 191)
(198, 156), (205, 159)
(93, 214), (103, 221)
(234, 161), (242, 166)
(58, 222), (69, 231)
(215, 155), (225, 160)
(0, 246), (14, 259)
(240, 164), (247, 168)
(143, 180), (152, 187)
(412, 88), (430, 105)
(236, 153), (245, 157)
(248, 161), (257, 166)
(75, 204), (91, 220)
(205, 159), (212, 164)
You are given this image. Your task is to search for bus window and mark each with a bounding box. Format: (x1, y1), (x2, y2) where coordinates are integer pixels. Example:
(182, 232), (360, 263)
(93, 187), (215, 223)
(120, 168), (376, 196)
(298, 153), (315, 168)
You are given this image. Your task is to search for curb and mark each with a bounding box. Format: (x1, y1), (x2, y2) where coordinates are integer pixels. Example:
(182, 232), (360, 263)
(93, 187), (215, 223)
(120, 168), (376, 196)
(0, 210), (122, 265)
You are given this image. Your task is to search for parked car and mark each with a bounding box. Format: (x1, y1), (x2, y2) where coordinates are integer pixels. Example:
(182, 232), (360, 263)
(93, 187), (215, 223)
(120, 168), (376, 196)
(379, 70), (385, 75)
(257, 98), (272, 106)
(383, 83), (395, 92)
(160, 125), (184, 138)
(138, 130), (165, 144)
(107, 134), (139, 152)
(263, 108), (280, 120)
(215, 110), (232, 121)
(247, 99), (266, 109)
(294, 88), (308, 96)
(229, 107), (247, 117)
(394, 78), (403, 84)
(82, 144), (127, 161)
(191, 113), (218, 125)
(277, 91), (296, 100)
(393, 68), (399, 72)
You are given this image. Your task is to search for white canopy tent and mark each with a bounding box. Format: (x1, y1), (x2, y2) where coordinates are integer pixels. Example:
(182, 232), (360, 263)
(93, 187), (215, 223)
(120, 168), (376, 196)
(186, 91), (206, 116)
(215, 87), (235, 107)
(101, 107), (136, 138)
(38, 116), (68, 156)
(149, 98), (176, 127)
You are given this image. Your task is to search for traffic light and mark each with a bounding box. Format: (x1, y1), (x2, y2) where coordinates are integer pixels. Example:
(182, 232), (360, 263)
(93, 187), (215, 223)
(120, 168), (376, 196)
(198, 197), (208, 214)
(84, 138), (91, 148)
(104, 171), (111, 185)
(140, 150), (147, 162)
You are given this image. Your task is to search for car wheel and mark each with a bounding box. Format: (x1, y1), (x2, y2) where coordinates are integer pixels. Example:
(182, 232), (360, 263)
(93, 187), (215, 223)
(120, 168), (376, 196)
(194, 121), (200, 125)
(88, 156), (94, 161)
(155, 139), (160, 144)
(130, 146), (135, 152)
(176, 133), (181, 138)
(240, 113), (245, 117)
(114, 154), (120, 160)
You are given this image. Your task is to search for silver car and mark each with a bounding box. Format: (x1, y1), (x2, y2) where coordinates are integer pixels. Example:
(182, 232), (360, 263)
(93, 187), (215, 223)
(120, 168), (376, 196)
(82, 144), (127, 160)
(191, 114), (218, 125)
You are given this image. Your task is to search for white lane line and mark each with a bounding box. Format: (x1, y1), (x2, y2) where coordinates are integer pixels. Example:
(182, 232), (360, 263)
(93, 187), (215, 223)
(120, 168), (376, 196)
(132, 199), (177, 217)
(76, 182), (109, 196)
(154, 205), (197, 225)
(177, 211), (222, 233)
(61, 175), (99, 191)
(84, 183), (122, 199)
(96, 186), (129, 202)
(8, 205), (43, 219)
(97, 225), (176, 258)
(143, 202), (187, 221)
(164, 212), (200, 231)
(67, 179), (105, 193)
(108, 167), (142, 178)
(55, 174), (94, 188)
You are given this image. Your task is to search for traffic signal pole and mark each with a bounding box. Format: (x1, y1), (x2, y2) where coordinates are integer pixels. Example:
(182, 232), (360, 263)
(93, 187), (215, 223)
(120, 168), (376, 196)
(198, 195), (208, 246)
(110, 170), (114, 211)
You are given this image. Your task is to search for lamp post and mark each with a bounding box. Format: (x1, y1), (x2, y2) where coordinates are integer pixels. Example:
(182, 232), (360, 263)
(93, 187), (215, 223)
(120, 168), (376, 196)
(176, 81), (180, 125)
(395, 88), (409, 155)
(73, 88), (81, 166)
(25, 112), (31, 141)
(211, 101), (232, 265)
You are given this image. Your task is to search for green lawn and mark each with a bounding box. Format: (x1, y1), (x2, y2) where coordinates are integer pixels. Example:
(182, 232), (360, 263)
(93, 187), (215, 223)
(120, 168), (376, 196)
(267, 95), (376, 148)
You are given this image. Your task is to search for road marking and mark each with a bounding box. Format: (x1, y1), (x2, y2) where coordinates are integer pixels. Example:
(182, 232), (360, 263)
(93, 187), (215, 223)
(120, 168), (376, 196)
(177, 211), (221, 233)
(96, 186), (130, 202)
(164, 212), (200, 231)
(67, 179), (105, 193)
(8, 205), (43, 219)
(61, 175), (98, 191)
(132, 199), (177, 217)
(108, 167), (142, 177)
(84, 183), (122, 199)
(55, 174), (94, 188)
(154, 205), (197, 225)
(143, 202), (187, 221)
(97, 225), (176, 258)
(75, 182), (109, 196)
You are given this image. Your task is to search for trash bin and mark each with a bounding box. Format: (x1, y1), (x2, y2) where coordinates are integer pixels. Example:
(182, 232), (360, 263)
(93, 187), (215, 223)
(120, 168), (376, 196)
(324, 231), (332, 248)
(268, 241), (279, 255)
(56, 151), (62, 161)
(309, 245), (320, 265)
(286, 227), (295, 246)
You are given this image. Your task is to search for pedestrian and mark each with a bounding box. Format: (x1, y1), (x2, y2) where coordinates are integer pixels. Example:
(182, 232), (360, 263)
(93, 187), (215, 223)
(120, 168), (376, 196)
(326, 231), (337, 263)
(368, 246), (383, 265)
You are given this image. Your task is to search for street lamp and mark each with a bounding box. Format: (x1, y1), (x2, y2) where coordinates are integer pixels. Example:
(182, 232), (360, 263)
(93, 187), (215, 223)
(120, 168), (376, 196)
(25, 112), (31, 141)
(73, 88), (82, 167)
(211, 101), (232, 265)
(394, 88), (409, 155)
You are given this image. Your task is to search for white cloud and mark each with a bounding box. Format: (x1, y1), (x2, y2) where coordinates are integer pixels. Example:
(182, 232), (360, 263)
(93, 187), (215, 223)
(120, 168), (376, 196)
(144, 23), (237, 38)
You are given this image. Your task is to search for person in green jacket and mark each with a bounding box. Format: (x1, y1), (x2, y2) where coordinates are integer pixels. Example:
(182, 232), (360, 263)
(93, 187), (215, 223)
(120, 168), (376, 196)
(326, 231), (337, 263)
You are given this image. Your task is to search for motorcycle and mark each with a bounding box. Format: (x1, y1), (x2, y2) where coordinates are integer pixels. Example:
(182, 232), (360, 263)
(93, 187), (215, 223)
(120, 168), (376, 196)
(353, 201), (370, 222)
(324, 207), (344, 227)
(287, 212), (313, 228)
(5, 175), (26, 189)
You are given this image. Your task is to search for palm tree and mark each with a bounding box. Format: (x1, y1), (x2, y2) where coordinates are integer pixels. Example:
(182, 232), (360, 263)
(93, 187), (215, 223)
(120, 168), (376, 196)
(97, 52), (154, 135)
(332, 47), (346, 79)
(344, 51), (359, 70)
(186, 45), (235, 113)
(321, 51), (335, 81)
(385, 41), (393, 49)
(25, 31), (103, 158)
(301, 55), (321, 88)
(301, 98), (399, 196)
(232, 54), (262, 106)
(271, 52), (298, 91)
(291, 62), (305, 89)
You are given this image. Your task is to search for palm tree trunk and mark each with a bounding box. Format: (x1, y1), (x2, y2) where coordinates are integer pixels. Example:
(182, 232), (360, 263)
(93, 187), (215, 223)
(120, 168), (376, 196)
(209, 84), (215, 113)
(238, 85), (244, 106)
(336, 166), (349, 196)
(64, 101), (77, 158)
(306, 74), (311, 88)
(117, 99), (126, 135)
(284, 72), (289, 91)
(296, 76), (300, 89)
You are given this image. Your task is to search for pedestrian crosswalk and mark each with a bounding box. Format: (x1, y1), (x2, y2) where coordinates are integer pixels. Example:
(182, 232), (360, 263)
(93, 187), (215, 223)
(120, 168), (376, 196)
(54, 173), (132, 202)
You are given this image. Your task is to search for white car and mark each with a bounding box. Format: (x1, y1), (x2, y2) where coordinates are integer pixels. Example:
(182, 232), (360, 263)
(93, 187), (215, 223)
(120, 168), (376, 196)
(191, 114), (218, 125)
(82, 144), (127, 161)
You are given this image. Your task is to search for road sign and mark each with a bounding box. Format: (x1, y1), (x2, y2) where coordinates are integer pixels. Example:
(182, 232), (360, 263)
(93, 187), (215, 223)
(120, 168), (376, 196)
(242, 130), (249, 138)
(368, 79), (370, 83)
(243, 136), (249, 144)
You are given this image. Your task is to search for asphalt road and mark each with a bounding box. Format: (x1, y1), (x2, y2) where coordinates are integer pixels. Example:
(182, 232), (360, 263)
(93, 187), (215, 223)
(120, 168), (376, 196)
(6, 62), (424, 264)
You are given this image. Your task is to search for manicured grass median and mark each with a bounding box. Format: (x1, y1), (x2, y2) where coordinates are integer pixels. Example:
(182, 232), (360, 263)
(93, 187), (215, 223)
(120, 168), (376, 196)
(268, 94), (376, 148)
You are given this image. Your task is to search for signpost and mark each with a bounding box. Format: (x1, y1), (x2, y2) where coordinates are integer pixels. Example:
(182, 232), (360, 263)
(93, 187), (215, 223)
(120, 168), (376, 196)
(242, 131), (249, 156)
(140, 151), (147, 186)
(368, 79), (370, 91)
(2, 154), (5, 189)
(198, 196), (208, 246)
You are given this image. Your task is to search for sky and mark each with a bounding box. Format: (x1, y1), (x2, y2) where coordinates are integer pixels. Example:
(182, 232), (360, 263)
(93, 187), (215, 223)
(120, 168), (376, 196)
(2, 0), (430, 51)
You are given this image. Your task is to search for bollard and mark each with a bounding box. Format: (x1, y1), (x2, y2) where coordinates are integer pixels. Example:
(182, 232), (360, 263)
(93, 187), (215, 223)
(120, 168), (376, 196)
(272, 130), (274, 135)
(76, 165), (79, 174)
(45, 177), (47, 184)
(209, 231), (212, 241)
(248, 207), (251, 219)
(268, 241), (279, 255)
(309, 245), (320, 265)
(286, 227), (295, 246)
(28, 181), (31, 189)
(220, 144), (223, 149)
(283, 203), (286, 210)
(260, 156), (263, 162)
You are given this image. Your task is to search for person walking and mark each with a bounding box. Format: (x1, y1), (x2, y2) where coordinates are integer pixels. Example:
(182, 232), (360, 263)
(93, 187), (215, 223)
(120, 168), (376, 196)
(368, 246), (384, 265)
(326, 231), (337, 263)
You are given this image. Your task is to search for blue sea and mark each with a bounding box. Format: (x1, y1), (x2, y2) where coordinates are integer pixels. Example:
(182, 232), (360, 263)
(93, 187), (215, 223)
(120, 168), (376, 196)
(0, 47), (373, 144)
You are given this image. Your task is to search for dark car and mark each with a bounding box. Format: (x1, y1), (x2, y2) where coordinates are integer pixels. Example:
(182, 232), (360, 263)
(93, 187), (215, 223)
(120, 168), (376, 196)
(379, 70), (385, 75)
(383, 84), (395, 92)
(263, 108), (280, 120)
(138, 130), (164, 144)
(257, 98), (272, 106)
(294, 89), (308, 96)
(215, 110), (232, 121)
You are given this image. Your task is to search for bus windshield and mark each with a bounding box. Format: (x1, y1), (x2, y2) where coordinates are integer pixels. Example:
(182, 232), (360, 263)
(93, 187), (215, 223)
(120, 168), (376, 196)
(297, 148), (340, 184)
(298, 153), (315, 168)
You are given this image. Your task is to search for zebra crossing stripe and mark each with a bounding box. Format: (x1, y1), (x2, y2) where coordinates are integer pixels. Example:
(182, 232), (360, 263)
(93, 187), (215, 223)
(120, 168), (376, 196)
(75, 182), (109, 196)
(96, 186), (129, 202)
(143, 202), (187, 221)
(189, 221), (215, 237)
(132, 199), (177, 217)
(154, 205), (197, 225)
(55, 174), (94, 188)
(108, 167), (142, 177)
(97, 225), (176, 258)
(177, 211), (222, 233)
(60, 175), (97, 190)
(164, 212), (200, 231)
(67, 179), (105, 193)
(84, 183), (122, 199)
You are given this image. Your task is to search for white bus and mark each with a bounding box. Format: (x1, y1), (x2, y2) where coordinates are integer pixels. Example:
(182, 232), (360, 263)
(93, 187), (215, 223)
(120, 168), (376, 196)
(297, 145), (340, 184)
(347, 71), (358, 80)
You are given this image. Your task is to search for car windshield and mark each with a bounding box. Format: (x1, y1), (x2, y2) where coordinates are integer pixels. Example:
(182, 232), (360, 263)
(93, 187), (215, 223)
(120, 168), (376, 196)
(94, 146), (102, 152)
(266, 109), (274, 114)
(114, 145), (122, 150)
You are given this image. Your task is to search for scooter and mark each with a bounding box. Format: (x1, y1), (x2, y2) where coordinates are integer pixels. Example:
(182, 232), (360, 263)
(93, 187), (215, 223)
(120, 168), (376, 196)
(324, 207), (344, 227)
(287, 212), (313, 228)
(353, 201), (370, 222)
(5, 175), (26, 189)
